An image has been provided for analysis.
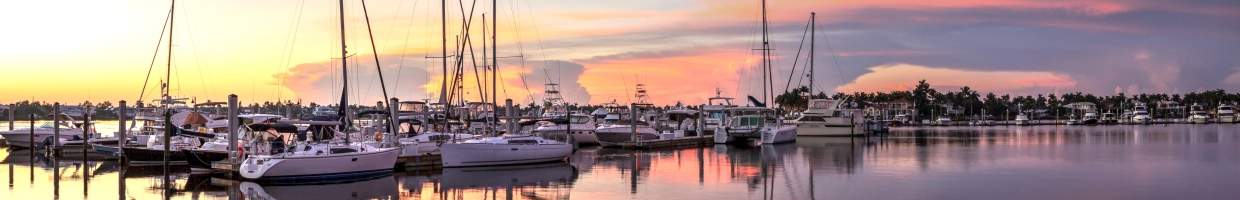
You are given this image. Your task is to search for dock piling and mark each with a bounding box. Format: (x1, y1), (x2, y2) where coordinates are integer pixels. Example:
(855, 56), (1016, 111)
(118, 101), (127, 152)
(83, 105), (90, 160)
(505, 99), (514, 134)
(7, 103), (13, 131)
(227, 95), (238, 162)
(388, 98), (400, 145)
(52, 103), (60, 155)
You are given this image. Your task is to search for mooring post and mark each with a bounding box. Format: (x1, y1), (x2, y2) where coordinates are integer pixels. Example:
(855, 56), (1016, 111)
(7, 103), (13, 131)
(697, 105), (705, 137)
(28, 114), (35, 158)
(505, 99), (515, 134)
(388, 98), (400, 146)
(227, 94), (239, 162)
(630, 104), (638, 144)
(83, 105), (91, 160)
(118, 101), (127, 150)
(52, 103), (60, 155)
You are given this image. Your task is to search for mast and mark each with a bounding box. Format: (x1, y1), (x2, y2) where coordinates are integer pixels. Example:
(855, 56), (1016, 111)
(361, 0), (390, 104)
(440, 0), (449, 131)
(809, 12), (815, 96)
(491, 0), (498, 131)
(164, 0), (175, 107)
(338, 0), (350, 131)
(760, 0), (771, 108)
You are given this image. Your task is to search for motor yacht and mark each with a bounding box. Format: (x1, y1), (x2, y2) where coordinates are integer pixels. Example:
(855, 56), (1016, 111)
(788, 99), (864, 136)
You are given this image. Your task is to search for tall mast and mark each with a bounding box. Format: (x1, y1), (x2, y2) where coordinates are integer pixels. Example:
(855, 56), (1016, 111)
(809, 12), (815, 96)
(338, 0), (350, 130)
(164, 0), (175, 106)
(440, 0), (449, 130)
(361, 0), (390, 104)
(491, 0), (498, 130)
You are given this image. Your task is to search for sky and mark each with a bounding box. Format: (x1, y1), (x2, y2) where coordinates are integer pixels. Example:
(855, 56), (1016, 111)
(2, 0), (1238, 106)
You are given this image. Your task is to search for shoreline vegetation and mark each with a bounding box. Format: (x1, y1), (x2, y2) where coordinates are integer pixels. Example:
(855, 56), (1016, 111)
(2, 80), (1236, 121)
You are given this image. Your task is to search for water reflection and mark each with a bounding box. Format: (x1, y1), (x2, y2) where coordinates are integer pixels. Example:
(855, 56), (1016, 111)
(1, 124), (1238, 199)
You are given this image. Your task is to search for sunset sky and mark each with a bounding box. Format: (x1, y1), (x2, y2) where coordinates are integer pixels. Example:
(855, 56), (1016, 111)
(2, 0), (1237, 106)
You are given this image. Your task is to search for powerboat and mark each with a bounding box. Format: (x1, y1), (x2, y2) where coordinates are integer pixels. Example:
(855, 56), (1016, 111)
(701, 88), (736, 135)
(1100, 112), (1118, 124)
(1014, 113), (1030, 126)
(788, 99), (864, 137)
(531, 114), (599, 145)
(1131, 104), (1152, 124)
(934, 116), (952, 126)
(1082, 111), (1099, 125)
(0, 115), (85, 149)
(439, 135), (572, 167)
(1218, 104), (1237, 123)
(394, 131), (478, 156)
(1188, 103), (1210, 124)
(713, 106), (796, 145)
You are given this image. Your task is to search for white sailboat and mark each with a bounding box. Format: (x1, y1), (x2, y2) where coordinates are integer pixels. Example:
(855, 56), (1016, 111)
(239, 0), (399, 180)
(439, 135), (572, 167)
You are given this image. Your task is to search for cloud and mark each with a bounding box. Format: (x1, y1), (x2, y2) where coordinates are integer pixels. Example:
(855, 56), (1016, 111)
(274, 54), (432, 104)
(576, 49), (759, 105)
(835, 63), (1077, 94)
(1223, 67), (1240, 86)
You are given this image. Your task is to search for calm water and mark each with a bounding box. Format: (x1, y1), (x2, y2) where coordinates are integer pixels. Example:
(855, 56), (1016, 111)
(2, 123), (1239, 200)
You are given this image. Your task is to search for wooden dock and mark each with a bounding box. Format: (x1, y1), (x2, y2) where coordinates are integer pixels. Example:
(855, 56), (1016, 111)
(398, 153), (442, 171)
(602, 136), (714, 149)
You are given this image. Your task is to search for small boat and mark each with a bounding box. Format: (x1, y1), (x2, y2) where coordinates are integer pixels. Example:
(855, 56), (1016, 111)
(1217, 104), (1237, 123)
(789, 99), (864, 137)
(935, 116), (952, 126)
(1100, 112), (1118, 124)
(701, 88), (736, 135)
(1131, 104), (1152, 124)
(0, 114), (86, 149)
(1188, 103), (1210, 124)
(439, 135), (572, 167)
(531, 114), (599, 145)
(1082, 112), (1099, 125)
(1014, 113), (1030, 126)
(714, 106), (795, 144)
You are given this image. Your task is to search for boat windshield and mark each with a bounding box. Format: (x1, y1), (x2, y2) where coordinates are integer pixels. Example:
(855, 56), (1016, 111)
(731, 116), (763, 127)
(570, 116), (591, 124)
(38, 122), (75, 129)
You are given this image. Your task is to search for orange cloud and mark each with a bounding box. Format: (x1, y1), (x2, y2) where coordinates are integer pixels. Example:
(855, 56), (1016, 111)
(835, 63), (1077, 93)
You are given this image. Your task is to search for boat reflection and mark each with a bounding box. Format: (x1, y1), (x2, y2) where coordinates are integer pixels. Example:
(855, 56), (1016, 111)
(240, 176), (398, 200)
(400, 162), (577, 199)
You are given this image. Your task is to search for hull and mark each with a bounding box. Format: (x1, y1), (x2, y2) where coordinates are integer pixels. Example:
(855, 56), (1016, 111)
(793, 123), (863, 137)
(1218, 115), (1237, 123)
(594, 126), (658, 144)
(534, 130), (599, 145)
(183, 149), (230, 169)
(440, 143), (572, 167)
(122, 146), (189, 165)
(0, 132), (76, 149)
(760, 125), (797, 144)
(240, 147), (399, 181)
(1082, 119), (1099, 125)
(1189, 116), (1210, 124)
(1131, 116), (1152, 124)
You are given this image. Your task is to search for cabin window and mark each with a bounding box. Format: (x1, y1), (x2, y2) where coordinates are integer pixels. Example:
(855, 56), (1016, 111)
(330, 148), (357, 154)
(509, 140), (539, 144)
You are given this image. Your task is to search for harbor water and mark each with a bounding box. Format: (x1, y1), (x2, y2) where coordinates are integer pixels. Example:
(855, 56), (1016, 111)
(2, 122), (1238, 199)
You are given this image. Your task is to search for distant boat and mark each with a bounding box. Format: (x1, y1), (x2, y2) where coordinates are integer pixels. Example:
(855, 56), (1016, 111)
(1131, 103), (1152, 124)
(0, 114), (86, 149)
(789, 99), (865, 137)
(1014, 113), (1030, 126)
(1217, 104), (1237, 123)
(1188, 103), (1210, 124)
(532, 114), (599, 145)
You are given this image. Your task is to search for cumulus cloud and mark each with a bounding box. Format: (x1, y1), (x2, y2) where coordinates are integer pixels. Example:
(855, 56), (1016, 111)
(1223, 67), (1240, 86)
(835, 63), (1077, 94)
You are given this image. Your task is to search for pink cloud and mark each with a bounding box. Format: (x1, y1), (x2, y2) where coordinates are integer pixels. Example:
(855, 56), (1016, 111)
(835, 63), (1077, 93)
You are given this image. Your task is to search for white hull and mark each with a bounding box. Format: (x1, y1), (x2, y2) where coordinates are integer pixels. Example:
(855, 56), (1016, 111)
(0, 130), (79, 149)
(793, 123), (863, 136)
(240, 146), (400, 180)
(534, 123), (599, 145)
(1217, 115), (1237, 123)
(1132, 116), (1152, 124)
(760, 125), (797, 144)
(440, 142), (572, 167)
(1189, 116), (1210, 124)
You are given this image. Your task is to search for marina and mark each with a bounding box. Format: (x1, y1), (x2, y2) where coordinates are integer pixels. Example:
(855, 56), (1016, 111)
(3, 124), (1239, 199)
(4, 0), (1240, 199)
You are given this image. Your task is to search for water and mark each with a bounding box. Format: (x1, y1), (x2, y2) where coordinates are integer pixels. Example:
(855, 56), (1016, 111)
(2, 124), (1239, 199)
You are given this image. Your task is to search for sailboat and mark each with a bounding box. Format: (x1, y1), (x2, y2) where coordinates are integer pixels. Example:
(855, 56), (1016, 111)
(437, 0), (572, 167)
(714, 0), (796, 144)
(238, 0), (399, 181)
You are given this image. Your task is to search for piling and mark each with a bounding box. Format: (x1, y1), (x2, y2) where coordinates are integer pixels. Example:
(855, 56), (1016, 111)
(83, 106), (91, 160)
(52, 103), (60, 155)
(227, 95), (238, 162)
(505, 99), (515, 134)
(118, 101), (127, 151)
(388, 98), (400, 145)
(630, 104), (638, 143)
(7, 103), (13, 131)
